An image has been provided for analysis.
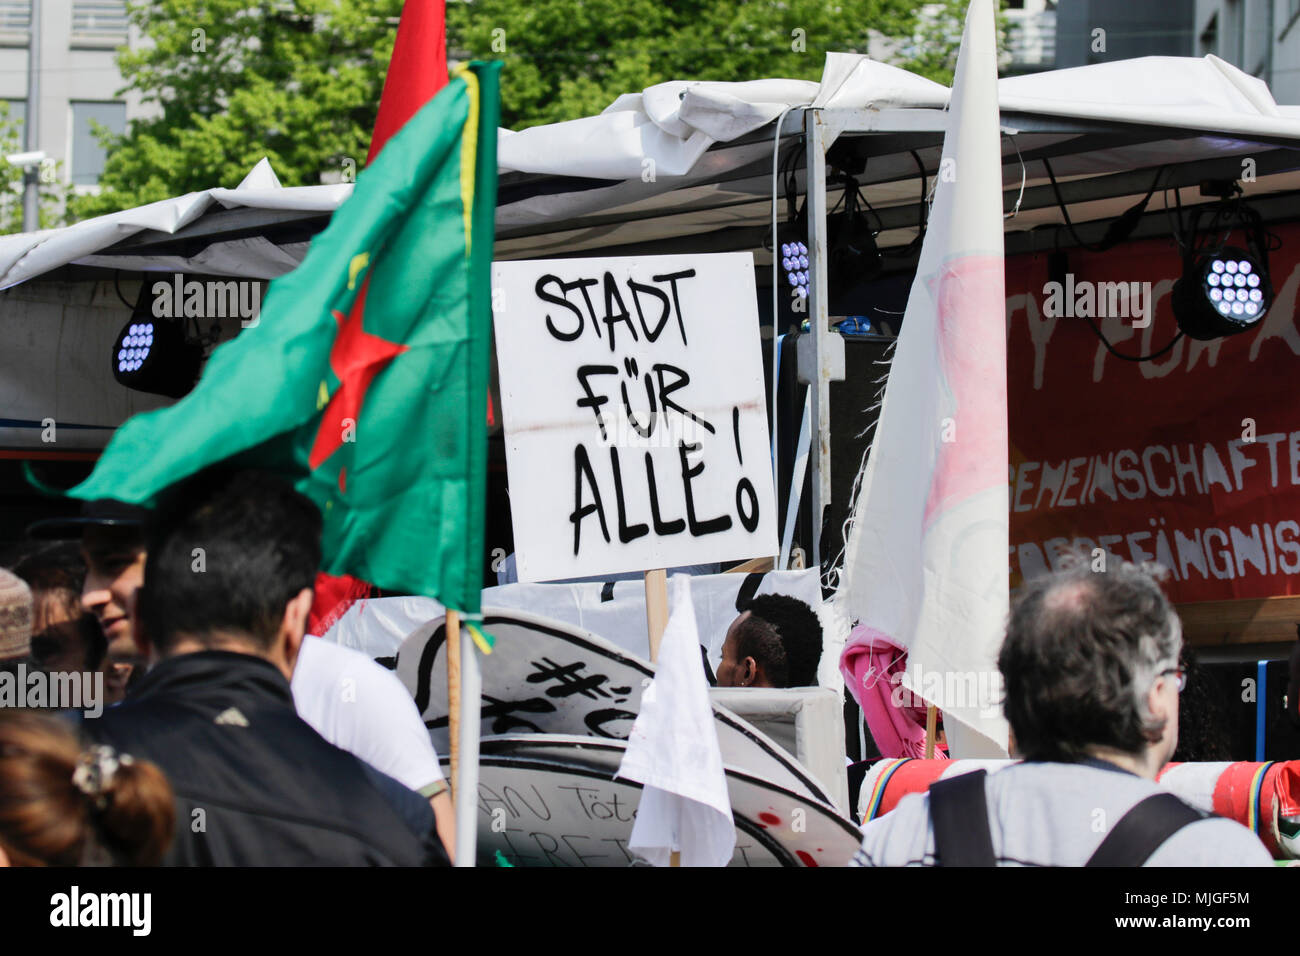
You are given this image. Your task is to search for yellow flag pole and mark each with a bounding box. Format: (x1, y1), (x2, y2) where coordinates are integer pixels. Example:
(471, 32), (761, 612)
(447, 609), (462, 802)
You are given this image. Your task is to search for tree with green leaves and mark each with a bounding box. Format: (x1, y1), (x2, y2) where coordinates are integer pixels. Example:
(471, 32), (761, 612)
(76, 0), (977, 220)
(447, 0), (968, 130)
(0, 102), (24, 233)
(72, 0), (404, 220)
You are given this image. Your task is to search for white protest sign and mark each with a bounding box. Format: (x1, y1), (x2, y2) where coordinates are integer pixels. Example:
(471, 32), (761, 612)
(392, 608), (835, 806)
(460, 735), (863, 867)
(492, 253), (778, 582)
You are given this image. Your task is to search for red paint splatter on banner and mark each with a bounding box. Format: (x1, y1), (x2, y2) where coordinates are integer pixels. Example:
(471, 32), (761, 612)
(923, 255), (1007, 529)
(758, 812), (780, 826)
(796, 851), (819, 867)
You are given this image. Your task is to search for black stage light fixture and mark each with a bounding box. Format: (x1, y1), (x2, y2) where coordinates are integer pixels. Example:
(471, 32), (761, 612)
(1171, 187), (1276, 342)
(827, 174), (883, 307)
(828, 206), (883, 303)
(1172, 245), (1272, 341)
(111, 283), (204, 398)
(775, 183), (883, 325)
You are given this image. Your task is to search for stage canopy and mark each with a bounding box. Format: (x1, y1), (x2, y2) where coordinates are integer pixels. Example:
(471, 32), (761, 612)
(5, 53), (1300, 289)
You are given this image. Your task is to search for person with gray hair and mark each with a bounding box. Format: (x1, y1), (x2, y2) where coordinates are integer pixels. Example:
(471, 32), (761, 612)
(852, 558), (1274, 866)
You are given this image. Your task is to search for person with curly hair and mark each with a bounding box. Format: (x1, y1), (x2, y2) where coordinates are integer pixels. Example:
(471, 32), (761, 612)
(716, 593), (823, 688)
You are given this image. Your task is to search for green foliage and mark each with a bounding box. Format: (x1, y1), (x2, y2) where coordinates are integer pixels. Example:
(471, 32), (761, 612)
(906, 0), (1013, 87)
(71, 0), (403, 220)
(77, 0), (981, 220)
(0, 101), (23, 233)
(447, 0), (951, 130)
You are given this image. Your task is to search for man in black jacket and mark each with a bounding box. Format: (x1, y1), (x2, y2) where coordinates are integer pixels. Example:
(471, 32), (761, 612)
(83, 469), (448, 866)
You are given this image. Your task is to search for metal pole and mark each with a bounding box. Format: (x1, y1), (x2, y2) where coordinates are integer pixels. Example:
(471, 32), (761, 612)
(804, 109), (831, 569)
(22, 0), (40, 233)
(453, 625), (481, 866)
(1265, 0), (1275, 91)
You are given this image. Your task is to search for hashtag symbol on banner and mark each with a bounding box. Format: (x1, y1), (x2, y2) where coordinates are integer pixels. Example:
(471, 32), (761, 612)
(526, 657), (628, 700)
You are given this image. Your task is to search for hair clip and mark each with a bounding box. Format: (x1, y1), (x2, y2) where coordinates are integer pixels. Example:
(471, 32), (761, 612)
(72, 745), (133, 809)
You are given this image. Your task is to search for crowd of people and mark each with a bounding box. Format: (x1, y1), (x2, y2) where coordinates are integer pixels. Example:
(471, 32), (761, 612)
(0, 464), (831, 867)
(2, 469), (453, 865)
(0, 468), (1281, 867)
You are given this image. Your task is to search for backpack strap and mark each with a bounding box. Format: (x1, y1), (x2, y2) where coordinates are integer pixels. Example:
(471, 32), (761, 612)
(928, 770), (996, 867)
(1086, 793), (1207, 867)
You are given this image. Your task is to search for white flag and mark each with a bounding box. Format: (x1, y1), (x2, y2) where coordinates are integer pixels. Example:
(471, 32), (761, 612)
(836, 0), (1010, 757)
(617, 574), (735, 866)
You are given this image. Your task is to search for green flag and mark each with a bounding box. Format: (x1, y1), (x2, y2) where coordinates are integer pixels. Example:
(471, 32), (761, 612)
(71, 62), (501, 616)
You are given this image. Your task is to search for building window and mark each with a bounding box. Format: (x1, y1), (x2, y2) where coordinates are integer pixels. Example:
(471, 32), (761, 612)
(1228, 0), (1244, 65)
(1284, 0), (1300, 41)
(71, 1), (129, 47)
(0, 0), (30, 47)
(70, 101), (126, 186)
(1200, 12), (1218, 57)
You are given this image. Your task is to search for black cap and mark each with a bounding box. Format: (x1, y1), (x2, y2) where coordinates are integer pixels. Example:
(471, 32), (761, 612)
(26, 499), (152, 541)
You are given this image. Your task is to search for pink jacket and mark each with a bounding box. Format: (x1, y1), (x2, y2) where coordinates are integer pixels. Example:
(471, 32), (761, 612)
(840, 624), (948, 760)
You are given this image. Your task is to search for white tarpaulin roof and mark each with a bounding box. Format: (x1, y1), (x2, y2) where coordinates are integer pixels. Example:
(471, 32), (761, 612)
(4, 53), (1300, 290)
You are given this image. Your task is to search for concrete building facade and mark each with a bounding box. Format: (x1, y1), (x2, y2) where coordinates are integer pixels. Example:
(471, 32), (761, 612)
(0, 0), (147, 191)
(1054, 0), (1196, 68)
(1003, 0), (1058, 75)
(1194, 0), (1300, 104)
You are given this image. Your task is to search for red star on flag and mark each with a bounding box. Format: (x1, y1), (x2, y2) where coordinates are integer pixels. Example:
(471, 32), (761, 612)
(308, 276), (409, 472)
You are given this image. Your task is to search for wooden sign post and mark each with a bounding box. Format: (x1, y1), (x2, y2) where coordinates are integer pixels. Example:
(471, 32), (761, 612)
(644, 568), (669, 662)
(642, 566), (678, 866)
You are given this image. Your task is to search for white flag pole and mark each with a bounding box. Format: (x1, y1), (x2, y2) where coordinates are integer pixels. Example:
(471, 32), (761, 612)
(779, 388), (813, 569)
(453, 615), (481, 867)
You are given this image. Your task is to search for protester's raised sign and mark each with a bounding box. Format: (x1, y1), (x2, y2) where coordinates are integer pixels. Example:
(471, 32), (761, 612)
(492, 253), (778, 582)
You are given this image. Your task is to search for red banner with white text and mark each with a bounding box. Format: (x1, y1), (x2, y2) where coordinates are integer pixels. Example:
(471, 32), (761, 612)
(1006, 223), (1300, 603)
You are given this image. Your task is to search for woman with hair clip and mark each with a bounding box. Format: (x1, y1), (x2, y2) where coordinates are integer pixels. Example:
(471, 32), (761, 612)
(0, 711), (175, 866)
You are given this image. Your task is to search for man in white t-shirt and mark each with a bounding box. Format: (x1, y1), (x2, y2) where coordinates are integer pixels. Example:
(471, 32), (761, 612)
(292, 635), (454, 859)
(852, 558), (1274, 867)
